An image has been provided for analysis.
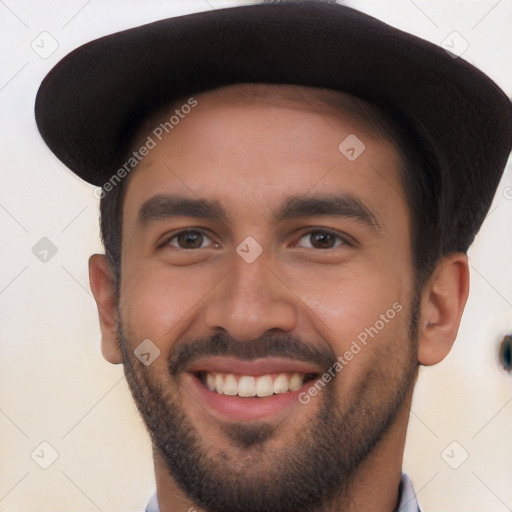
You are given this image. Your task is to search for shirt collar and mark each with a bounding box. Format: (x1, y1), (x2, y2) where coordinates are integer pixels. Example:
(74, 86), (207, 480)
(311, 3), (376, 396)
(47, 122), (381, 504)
(144, 491), (159, 512)
(396, 472), (422, 512)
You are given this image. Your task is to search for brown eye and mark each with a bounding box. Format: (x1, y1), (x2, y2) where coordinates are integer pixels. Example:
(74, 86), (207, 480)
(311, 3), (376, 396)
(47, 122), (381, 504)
(297, 230), (345, 249)
(168, 230), (211, 249)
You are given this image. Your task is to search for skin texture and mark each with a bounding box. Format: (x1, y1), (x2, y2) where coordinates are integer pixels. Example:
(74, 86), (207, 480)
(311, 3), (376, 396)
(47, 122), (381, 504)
(89, 84), (470, 512)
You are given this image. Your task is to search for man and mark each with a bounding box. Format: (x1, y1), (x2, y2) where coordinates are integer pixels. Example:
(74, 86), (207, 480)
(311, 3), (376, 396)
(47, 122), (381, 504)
(34, 1), (512, 511)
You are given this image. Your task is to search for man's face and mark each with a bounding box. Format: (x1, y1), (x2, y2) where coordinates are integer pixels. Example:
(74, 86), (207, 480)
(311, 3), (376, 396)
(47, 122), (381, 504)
(117, 85), (419, 511)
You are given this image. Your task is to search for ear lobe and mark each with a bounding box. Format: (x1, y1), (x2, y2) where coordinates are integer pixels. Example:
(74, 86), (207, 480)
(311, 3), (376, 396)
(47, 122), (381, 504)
(417, 253), (470, 366)
(89, 254), (122, 364)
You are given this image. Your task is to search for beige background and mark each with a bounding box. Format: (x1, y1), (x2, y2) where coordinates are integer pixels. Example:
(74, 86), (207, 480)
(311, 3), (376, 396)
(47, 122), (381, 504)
(1, 1), (511, 510)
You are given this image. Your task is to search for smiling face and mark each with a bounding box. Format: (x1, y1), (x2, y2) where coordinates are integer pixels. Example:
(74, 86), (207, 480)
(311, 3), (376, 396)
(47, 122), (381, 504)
(101, 84), (423, 511)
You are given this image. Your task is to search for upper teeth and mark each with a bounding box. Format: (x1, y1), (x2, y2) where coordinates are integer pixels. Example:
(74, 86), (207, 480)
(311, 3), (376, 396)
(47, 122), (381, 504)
(204, 372), (306, 397)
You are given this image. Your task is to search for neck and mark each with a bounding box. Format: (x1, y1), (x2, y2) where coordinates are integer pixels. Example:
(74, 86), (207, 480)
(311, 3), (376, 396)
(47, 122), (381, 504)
(153, 392), (412, 512)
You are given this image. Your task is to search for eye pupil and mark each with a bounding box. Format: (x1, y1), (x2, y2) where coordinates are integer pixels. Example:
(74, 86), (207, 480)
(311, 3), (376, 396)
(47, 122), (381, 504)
(178, 231), (203, 249)
(311, 231), (335, 249)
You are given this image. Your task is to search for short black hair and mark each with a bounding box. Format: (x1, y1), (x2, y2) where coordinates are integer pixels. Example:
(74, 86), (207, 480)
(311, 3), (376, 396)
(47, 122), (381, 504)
(99, 84), (447, 294)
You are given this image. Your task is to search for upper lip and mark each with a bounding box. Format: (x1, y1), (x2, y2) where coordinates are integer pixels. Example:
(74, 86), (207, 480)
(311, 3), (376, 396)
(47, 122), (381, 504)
(186, 356), (323, 376)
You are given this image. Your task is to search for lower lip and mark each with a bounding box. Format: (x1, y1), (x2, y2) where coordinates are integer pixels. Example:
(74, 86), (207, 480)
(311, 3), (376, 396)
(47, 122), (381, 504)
(183, 373), (314, 422)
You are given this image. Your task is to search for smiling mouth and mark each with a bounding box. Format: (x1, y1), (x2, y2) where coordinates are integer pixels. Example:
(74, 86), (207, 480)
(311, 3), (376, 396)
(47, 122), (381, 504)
(193, 371), (319, 397)
(183, 357), (325, 421)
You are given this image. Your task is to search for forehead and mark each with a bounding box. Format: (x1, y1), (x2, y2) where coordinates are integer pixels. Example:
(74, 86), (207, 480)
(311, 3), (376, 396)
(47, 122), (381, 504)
(121, 83), (405, 227)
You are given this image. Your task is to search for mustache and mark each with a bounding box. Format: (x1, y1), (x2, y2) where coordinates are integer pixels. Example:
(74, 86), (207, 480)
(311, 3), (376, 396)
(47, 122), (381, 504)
(168, 331), (336, 376)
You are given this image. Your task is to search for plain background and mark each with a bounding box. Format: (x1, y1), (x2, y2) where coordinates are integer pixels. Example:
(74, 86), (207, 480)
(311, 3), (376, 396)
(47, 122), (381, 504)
(0, 1), (511, 510)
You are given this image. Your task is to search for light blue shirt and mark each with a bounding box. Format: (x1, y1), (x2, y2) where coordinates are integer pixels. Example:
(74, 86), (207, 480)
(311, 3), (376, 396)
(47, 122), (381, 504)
(397, 473), (423, 511)
(144, 472), (421, 511)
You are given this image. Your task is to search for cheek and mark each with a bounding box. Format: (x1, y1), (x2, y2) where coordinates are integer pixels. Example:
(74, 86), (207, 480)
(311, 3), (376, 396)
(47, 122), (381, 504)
(293, 263), (410, 355)
(301, 277), (412, 393)
(119, 261), (215, 347)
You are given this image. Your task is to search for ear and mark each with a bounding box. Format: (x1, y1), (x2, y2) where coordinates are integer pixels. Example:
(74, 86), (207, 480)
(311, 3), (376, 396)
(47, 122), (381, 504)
(417, 252), (470, 366)
(89, 254), (122, 364)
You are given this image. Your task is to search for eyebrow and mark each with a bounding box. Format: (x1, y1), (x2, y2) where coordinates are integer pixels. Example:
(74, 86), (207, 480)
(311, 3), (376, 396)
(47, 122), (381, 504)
(275, 194), (382, 233)
(138, 194), (225, 225)
(137, 193), (383, 233)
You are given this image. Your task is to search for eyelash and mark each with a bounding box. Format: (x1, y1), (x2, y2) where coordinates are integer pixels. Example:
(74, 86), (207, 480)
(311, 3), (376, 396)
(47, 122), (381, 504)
(161, 228), (352, 250)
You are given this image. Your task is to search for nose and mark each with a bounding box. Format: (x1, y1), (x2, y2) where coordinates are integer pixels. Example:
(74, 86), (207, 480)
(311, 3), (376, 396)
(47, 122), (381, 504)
(204, 255), (298, 341)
